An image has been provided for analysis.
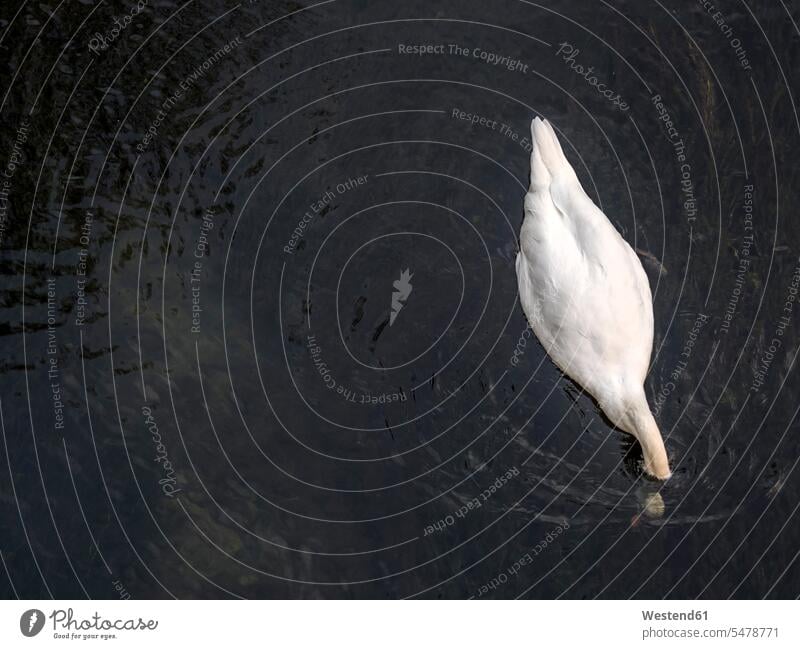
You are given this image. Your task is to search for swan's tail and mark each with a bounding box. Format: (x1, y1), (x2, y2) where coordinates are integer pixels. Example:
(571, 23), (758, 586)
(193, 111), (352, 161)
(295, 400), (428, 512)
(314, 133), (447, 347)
(529, 117), (567, 190)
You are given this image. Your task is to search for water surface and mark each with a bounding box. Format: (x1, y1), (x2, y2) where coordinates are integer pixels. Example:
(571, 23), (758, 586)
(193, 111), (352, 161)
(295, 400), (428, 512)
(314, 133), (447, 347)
(0, 0), (799, 598)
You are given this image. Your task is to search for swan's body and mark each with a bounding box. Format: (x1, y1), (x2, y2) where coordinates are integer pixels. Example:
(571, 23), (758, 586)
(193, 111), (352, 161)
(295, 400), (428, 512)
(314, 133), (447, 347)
(515, 117), (670, 479)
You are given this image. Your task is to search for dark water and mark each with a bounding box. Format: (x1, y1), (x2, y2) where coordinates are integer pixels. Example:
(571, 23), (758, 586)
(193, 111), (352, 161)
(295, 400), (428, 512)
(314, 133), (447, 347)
(1, 0), (799, 599)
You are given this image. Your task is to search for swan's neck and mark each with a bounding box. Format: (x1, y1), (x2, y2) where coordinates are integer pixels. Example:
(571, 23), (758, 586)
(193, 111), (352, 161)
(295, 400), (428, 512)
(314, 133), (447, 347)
(631, 406), (671, 479)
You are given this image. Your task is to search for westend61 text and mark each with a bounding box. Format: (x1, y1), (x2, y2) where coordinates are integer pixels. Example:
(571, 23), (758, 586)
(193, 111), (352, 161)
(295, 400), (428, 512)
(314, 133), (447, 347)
(642, 610), (708, 620)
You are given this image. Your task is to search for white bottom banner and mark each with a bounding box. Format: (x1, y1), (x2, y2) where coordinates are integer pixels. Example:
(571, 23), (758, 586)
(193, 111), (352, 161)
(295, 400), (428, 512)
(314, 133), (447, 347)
(0, 600), (797, 647)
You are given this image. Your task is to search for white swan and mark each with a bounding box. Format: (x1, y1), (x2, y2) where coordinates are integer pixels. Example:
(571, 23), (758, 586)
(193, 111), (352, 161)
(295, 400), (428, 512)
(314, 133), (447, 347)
(515, 117), (671, 479)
